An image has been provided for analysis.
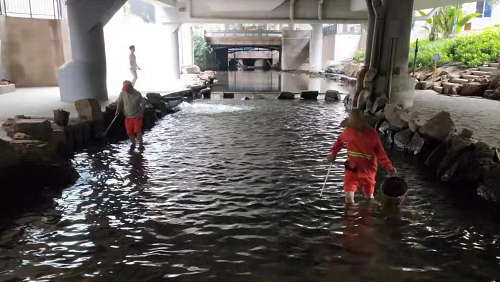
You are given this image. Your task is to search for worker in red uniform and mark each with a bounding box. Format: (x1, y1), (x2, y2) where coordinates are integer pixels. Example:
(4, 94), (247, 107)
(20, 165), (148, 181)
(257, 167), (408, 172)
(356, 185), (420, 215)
(328, 109), (397, 204)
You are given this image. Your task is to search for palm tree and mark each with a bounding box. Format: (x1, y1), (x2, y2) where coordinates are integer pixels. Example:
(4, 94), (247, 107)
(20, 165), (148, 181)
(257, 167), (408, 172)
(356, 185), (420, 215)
(419, 5), (481, 40)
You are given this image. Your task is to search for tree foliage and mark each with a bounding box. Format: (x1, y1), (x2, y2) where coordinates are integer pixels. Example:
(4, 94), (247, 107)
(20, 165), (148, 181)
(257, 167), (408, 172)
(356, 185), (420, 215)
(193, 33), (212, 70)
(419, 5), (481, 40)
(409, 25), (500, 71)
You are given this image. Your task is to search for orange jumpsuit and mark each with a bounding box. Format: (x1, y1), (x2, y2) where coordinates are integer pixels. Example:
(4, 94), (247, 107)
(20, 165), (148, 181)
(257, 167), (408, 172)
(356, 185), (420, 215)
(331, 126), (392, 195)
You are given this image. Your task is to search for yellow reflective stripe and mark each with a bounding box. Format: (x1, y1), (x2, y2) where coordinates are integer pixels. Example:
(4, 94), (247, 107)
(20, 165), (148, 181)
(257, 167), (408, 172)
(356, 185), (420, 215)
(347, 151), (372, 160)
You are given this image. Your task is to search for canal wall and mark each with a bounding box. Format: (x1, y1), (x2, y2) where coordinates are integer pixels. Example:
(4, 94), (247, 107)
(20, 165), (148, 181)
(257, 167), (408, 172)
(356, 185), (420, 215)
(0, 87), (206, 193)
(346, 94), (500, 204)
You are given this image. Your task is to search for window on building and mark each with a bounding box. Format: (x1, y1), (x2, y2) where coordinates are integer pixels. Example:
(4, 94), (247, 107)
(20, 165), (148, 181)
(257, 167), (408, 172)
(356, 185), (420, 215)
(476, 1), (492, 18)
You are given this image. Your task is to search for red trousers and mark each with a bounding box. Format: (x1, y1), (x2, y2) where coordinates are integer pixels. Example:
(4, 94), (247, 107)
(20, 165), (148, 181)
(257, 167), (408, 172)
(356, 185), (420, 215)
(343, 170), (376, 195)
(125, 117), (142, 136)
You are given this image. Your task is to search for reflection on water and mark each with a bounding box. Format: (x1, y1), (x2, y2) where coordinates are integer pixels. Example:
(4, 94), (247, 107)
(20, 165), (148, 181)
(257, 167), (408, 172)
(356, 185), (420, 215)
(0, 98), (500, 281)
(214, 70), (353, 93)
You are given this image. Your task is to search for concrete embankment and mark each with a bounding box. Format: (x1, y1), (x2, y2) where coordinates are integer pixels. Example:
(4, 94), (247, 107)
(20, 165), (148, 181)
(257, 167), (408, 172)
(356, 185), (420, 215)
(343, 94), (500, 204)
(0, 86), (209, 195)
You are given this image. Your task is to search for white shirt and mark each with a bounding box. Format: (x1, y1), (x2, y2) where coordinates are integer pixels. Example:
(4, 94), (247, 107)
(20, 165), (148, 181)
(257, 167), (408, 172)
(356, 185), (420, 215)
(129, 53), (138, 70)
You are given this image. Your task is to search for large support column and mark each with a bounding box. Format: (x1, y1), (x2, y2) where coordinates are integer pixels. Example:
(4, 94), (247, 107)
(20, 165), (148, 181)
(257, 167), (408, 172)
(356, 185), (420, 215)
(58, 0), (126, 102)
(309, 24), (323, 73)
(374, 0), (415, 107)
(171, 27), (181, 79)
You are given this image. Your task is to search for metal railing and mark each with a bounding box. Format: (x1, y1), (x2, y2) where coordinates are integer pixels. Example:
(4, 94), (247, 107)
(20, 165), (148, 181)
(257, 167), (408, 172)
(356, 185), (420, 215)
(323, 24), (366, 36)
(205, 30), (283, 38)
(0, 0), (63, 19)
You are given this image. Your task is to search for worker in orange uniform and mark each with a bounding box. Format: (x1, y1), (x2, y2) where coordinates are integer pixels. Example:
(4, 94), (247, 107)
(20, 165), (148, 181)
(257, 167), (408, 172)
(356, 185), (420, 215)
(328, 109), (397, 204)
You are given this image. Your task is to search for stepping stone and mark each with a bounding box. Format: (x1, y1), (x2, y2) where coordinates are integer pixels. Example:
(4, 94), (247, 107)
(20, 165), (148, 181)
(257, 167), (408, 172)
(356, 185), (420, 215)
(479, 66), (497, 72)
(451, 78), (469, 84)
(461, 74), (481, 80)
(471, 71), (492, 76)
(433, 86), (444, 94)
(488, 62), (499, 68)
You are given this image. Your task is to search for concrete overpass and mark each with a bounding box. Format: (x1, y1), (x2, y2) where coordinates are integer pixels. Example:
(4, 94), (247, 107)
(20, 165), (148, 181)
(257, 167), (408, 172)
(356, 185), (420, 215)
(59, 0), (479, 108)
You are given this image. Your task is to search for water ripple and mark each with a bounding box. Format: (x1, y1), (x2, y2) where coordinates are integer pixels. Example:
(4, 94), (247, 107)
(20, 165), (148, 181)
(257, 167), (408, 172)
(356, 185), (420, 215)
(0, 98), (499, 281)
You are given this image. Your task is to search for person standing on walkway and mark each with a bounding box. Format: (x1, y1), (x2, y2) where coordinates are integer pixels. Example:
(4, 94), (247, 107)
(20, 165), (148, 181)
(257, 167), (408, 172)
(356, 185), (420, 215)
(129, 45), (141, 86)
(327, 109), (397, 204)
(116, 80), (146, 150)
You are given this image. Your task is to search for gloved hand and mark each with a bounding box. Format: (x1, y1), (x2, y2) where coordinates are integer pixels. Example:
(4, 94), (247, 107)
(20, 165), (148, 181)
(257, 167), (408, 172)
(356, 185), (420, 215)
(327, 154), (337, 163)
(387, 166), (398, 176)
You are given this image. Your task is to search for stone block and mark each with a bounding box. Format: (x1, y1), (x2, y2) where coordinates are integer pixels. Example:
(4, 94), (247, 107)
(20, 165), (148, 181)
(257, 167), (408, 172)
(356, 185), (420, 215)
(419, 111), (455, 141)
(325, 90), (341, 101)
(459, 83), (488, 96)
(394, 128), (414, 149)
(384, 104), (408, 129)
(278, 92), (295, 100)
(223, 92), (234, 99)
(254, 94), (266, 99)
(408, 133), (425, 155)
(13, 119), (53, 141)
(75, 98), (102, 121)
(300, 91), (319, 100)
(433, 86), (444, 94)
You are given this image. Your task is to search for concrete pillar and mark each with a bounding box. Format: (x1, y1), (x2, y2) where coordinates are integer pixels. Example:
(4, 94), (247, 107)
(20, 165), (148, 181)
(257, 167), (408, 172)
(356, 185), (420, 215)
(374, 0), (415, 107)
(309, 24), (323, 73)
(171, 27), (181, 79)
(180, 25), (193, 67)
(58, 0), (126, 102)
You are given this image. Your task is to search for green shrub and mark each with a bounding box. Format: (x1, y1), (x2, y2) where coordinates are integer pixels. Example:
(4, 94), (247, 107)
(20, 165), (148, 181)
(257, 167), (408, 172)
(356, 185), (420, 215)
(354, 49), (365, 63)
(408, 25), (500, 71)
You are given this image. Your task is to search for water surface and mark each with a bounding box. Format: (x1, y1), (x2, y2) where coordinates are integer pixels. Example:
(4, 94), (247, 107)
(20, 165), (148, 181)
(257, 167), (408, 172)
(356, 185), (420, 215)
(0, 98), (499, 281)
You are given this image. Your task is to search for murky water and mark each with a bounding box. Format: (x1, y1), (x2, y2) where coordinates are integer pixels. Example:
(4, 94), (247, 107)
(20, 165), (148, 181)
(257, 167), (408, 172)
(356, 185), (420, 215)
(213, 70), (353, 93)
(1, 97), (500, 281)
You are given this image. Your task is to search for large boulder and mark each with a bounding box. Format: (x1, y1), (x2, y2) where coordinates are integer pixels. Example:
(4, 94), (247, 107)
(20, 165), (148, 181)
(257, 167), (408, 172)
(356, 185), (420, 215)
(417, 72), (432, 81)
(419, 111), (455, 141)
(437, 136), (474, 182)
(394, 128), (414, 150)
(75, 98), (102, 121)
(278, 92), (295, 100)
(0, 138), (18, 168)
(407, 133), (425, 155)
(200, 88), (212, 99)
(325, 90), (341, 101)
(370, 95), (388, 115)
(489, 88), (500, 100)
(146, 93), (167, 113)
(458, 83), (488, 96)
(300, 91), (318, 100)
(342, 62), (364, 78)
(384, 104), (408, 129)
(477, 164), (500, 203)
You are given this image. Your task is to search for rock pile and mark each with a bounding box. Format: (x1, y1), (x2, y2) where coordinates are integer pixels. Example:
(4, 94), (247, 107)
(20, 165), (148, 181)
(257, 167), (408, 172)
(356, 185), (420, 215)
(368, 98), (500, 203)
(415, 61), (500, 101)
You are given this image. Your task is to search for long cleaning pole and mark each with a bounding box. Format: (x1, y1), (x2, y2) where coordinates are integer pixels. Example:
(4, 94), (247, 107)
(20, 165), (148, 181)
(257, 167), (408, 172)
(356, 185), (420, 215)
(320, 163), (333, 196)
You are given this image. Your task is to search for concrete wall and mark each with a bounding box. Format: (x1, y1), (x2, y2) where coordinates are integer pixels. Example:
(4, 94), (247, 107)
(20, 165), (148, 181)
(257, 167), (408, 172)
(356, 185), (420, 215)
(281, 30), (310, 71)
(322, 33), (367, 67)
(1, 17), (68, 87)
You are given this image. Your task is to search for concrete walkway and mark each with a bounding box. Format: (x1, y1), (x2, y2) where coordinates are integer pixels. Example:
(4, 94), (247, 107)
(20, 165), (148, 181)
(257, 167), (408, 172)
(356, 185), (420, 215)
(0, 79), (191, 122)
(412, 90), (500, 148)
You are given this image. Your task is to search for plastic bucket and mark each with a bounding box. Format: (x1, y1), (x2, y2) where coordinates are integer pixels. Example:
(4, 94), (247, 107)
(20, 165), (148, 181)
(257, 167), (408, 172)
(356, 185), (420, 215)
(380, 176), (409, 207)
